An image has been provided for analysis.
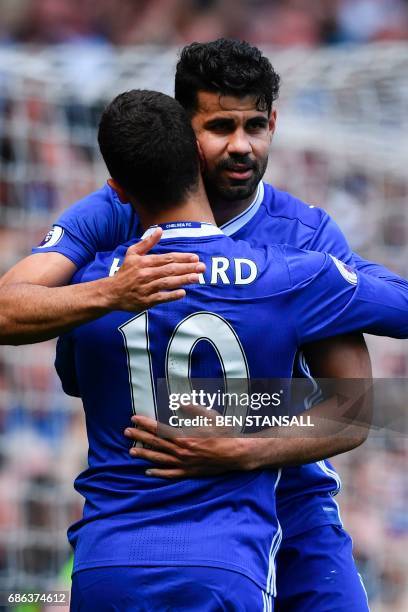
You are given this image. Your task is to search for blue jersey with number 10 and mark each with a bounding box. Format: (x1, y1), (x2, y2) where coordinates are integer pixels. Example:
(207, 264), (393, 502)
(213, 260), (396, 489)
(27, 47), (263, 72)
(36, 181), (408, 538)
(56, 222), (408, 593)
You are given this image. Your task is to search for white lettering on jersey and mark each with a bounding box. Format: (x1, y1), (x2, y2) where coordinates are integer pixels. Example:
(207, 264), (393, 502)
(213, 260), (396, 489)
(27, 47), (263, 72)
(329, 255), (358, 285)
(106, 255), (258, 285)
(109, 257), (121, 277)
(37, 225), (64, 248)
(235, 258), (258, 285)
(211, 257), (230, 285)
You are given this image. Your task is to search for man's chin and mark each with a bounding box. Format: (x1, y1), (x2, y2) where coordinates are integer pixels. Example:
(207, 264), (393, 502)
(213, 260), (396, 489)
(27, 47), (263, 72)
(218, 181), (259, 202)
(204, 171), (261, 203)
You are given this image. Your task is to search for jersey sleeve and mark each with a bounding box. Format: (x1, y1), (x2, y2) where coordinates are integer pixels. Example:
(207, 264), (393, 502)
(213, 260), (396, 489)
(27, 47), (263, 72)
(306, 209), (408, 285)
(286, 248), (408, 344)
(306, 212), (354, 264)
(31, 185), (137, 268)
(352, 251), (408, 284)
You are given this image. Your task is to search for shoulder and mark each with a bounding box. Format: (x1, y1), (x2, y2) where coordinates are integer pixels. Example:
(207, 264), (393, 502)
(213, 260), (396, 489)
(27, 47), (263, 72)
(55, 184), (138, 251)
(259, 183), (352, 259)
(261, 182), (328, 230)
(279, 245), (328, 288)
(73, 241), (130, 284)
(240, 242), (325, 294)
(57, 184), (133, 226)
(36, 185), (139, 265)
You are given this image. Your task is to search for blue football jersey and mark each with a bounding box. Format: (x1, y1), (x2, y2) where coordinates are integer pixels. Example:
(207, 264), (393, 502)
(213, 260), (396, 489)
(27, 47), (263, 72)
(34, 181), (408, 538)
(56, 222), (408, 591)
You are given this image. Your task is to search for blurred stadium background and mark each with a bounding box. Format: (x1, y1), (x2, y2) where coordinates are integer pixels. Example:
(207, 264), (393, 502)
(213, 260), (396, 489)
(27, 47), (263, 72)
(0, 0), (407, 610)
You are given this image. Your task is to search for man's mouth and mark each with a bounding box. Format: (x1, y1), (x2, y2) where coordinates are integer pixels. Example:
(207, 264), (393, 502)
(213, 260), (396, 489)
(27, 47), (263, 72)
(224, 165), (254, 180)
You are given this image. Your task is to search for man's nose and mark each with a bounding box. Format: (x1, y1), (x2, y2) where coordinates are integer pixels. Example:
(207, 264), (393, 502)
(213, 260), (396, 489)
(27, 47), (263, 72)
(227, 129), (252, 156)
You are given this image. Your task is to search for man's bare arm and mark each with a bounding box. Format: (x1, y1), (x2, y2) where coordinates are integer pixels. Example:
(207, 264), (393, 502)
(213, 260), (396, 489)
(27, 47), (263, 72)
(287, 333), (373, 454)
(123, 334), (372, 477)
(0, 252), (78, 288)
(241, 334), (372, 471)
(0, 229), (204, 345)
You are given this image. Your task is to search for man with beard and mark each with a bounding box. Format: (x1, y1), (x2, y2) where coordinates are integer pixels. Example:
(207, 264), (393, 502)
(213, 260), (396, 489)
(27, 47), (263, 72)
(59, 88), (408, 611)
(0, 39), (403, 610)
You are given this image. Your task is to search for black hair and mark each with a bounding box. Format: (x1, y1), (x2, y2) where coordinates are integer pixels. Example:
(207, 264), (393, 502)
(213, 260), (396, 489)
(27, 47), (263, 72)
(175, 38), (280, 116)
(98, 90), (200, 209)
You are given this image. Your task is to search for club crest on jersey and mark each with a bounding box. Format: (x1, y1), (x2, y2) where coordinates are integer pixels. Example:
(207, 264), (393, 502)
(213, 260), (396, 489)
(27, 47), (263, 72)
(37, 225), (64, 248)
(329, 255), (358, 285)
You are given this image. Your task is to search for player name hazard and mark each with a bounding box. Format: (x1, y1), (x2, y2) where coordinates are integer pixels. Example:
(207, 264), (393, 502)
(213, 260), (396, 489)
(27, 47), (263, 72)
(169, 415), (315, 428)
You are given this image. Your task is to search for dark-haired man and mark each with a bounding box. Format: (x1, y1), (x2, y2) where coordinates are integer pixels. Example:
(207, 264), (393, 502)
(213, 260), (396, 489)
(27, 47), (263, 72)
(0, 39), (404, 610)
(60, 89), (408, 611)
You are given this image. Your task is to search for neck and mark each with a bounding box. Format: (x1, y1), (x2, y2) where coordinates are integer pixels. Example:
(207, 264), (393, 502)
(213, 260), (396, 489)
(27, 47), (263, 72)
(136, 183), (216, 231)
(207, 189), (258, 228)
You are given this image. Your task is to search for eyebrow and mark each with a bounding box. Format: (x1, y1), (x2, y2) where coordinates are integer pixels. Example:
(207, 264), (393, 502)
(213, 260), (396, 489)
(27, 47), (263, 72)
(203, 117), (236, 129)
(202, 116), (269, 130)
(245, 117), (269, 127)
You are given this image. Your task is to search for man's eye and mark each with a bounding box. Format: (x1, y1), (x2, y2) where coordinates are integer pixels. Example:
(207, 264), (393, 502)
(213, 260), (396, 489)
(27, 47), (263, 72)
(206, 122), (233, 133)
(247, 121), (267, 131)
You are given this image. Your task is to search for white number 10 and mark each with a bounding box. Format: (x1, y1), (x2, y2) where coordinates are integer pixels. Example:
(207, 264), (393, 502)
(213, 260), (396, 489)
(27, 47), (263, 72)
(119, 311), (250, 419)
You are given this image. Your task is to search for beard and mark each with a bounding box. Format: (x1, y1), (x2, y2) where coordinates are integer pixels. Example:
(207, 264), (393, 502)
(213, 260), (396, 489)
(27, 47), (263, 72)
(203, 154), (268, 203)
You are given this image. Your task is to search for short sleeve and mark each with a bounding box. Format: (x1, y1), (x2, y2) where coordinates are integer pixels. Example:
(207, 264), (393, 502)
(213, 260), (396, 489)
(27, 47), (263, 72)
(32, 185), (138, 268)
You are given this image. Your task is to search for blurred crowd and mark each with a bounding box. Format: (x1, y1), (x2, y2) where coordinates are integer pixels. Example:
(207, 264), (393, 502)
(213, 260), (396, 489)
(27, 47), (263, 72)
(0, 0), (408, 47)
(0, 342), (85, 593)
(334, 439), (408, 611)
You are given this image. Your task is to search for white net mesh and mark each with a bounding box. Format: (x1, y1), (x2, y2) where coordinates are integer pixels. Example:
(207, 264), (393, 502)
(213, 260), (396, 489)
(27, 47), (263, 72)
(0, 45), (407, 609)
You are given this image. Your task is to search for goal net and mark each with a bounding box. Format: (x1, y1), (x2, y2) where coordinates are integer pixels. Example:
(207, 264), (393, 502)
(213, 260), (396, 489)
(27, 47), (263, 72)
(0, 45), (406, 610)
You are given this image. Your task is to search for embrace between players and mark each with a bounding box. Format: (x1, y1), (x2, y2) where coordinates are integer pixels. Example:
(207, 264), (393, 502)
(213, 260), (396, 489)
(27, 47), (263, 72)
(1, 40), (408, 611)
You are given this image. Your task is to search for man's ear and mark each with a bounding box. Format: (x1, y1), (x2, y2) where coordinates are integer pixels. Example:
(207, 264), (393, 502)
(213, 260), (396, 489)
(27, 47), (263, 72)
(196, 140), (206, 172)
(107, 178), (129, 203)
(268, 109), (277, 139)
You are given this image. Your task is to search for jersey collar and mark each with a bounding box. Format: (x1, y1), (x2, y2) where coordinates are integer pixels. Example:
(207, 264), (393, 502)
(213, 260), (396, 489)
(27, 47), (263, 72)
(140, 182), (263, 240)
(220, 181), (264, 237)
(141, 221), (224, 240)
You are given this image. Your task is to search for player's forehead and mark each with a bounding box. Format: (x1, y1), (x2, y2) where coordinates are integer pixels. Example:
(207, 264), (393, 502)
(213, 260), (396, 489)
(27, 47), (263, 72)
(193, 90), (268, 122)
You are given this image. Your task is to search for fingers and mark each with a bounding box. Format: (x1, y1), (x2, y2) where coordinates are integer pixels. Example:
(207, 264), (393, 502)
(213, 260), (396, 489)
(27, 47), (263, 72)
(132, 263), (205, 300)
(178, 404), (218, 419)
(144, 261), (205, 282)
(145, 468), (190, 479)
(144, 466), (226, 479)
(140, 252), (201, 266)
(131, 415), (181, 441)
(148, 289), (187, 305)
(125, 424), (179, 454)
(130, 415), (158, 433)
(129, 446), (182, 466)
(147, 273), (202, 294)
(126, 241), (201, 267)
(129, 228), (163, 255)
